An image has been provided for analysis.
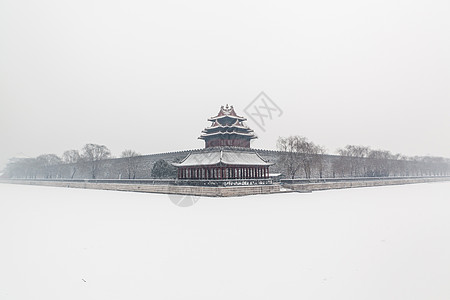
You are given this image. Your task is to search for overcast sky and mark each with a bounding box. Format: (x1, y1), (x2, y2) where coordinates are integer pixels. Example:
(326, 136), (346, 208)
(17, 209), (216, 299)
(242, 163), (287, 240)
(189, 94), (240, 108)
(1, 0), (449, 169)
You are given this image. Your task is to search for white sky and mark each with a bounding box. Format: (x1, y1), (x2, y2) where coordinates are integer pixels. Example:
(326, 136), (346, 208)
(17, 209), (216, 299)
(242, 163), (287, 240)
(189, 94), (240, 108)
(1, 0), (449, 169)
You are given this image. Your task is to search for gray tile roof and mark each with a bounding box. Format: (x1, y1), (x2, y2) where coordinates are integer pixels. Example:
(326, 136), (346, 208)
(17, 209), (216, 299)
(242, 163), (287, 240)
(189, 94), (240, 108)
(172, 149), (274, 167)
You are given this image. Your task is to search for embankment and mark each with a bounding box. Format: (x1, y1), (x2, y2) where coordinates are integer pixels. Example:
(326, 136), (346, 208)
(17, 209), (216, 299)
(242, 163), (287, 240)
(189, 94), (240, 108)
(1, 176), (449, 197)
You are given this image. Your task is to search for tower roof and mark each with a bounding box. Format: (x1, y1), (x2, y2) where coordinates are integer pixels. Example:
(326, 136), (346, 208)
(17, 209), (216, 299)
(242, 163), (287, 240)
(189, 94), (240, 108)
(172, 148), (273, 167)
(207, 104), (247, 122)
(199, 105), (257, 147)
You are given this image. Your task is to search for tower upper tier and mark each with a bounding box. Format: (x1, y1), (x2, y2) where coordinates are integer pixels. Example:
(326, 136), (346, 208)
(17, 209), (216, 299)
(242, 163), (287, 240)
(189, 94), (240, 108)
(199, 104), (257, 148)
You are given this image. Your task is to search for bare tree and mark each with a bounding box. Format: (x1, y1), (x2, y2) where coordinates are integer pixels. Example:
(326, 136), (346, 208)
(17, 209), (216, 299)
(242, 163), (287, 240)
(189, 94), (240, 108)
(297, 139), (317, 179)
(313, 145), (327, 178)
(366, 149), (393, 177)
(277, 136), (323, 178)
(62, 150), (81, 178)
(277, 136), (303, 179)
(4, 157), (38, 179)
(81, 144), (111, 179)
(331, 156), (347, 178)
(337, 145), (370, 177)
(121, 150), (140, 179)
(37, 154), (62, 178)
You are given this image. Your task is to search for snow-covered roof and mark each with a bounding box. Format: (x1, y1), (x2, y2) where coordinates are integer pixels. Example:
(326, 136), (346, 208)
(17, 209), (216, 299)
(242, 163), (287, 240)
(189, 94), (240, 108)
(207, 104), (247, 122)
(207, 114), (247, 122)
(199, 131), (257, 139)
(172, 149), (274, 167)
(203, 121), (249, 130)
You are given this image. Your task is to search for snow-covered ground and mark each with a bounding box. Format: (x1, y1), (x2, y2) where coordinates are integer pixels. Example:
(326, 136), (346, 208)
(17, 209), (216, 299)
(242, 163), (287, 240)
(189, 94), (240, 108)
(0, 182), (449, 300)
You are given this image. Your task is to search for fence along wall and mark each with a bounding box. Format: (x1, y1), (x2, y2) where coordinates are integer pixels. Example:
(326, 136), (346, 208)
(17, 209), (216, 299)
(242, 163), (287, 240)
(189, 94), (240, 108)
(6, 149), (450, 180)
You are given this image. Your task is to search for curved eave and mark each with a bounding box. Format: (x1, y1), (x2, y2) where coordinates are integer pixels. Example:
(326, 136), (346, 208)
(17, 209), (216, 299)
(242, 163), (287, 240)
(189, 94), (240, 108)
(173, 161), (274, 167)
(198, 132), (258, 140)
(200, 129), (256, 135)
(204, 124), (250, 130)
(172, 150), (274, 167)
(207, 115), (246, 122)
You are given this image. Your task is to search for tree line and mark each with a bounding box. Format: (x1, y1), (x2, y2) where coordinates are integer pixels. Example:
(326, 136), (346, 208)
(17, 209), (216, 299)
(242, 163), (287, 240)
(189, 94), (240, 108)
(3, 144), (142, 179)
(3, 143), (177, 180)
(3, 139), (449, 180)
(277, 136), (450, 179)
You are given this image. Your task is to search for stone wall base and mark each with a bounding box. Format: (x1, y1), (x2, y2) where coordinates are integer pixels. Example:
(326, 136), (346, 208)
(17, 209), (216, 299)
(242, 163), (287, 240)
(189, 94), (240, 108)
(2, 177), (449, 197)
(283, 177), (450, 192)
(1, 180), (280, 197)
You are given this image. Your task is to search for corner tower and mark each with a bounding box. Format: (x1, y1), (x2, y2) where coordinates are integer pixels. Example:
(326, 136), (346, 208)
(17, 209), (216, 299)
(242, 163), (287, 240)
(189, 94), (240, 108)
(199, 104), (257, 148)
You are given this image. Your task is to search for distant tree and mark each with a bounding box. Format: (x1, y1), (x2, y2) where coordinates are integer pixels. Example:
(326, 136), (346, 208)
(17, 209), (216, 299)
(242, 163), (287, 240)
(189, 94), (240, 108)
(277, 136), (303, 179)
(297, 139), (322, 179)
(151, 159), (176, 178)
(390, 154), (408, 176)
(313, 145), (327, 178)
(277, 136), (323, 178)
(121, 150), (140, 179)
(366, 150), (392, 177)
(337, 145), (370, 177)
(331, 156), (347, 178)
(81, 144), (111, 179)
(4, 157), (37, 179)
(36, 154), (62, 178)
(62, 150), (82, 178)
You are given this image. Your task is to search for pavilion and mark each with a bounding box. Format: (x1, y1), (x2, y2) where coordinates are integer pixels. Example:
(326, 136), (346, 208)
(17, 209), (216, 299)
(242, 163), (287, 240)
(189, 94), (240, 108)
(172, 105), (273, 183)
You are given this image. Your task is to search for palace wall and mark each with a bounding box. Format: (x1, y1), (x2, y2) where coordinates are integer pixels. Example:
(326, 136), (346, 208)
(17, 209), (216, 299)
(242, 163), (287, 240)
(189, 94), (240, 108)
(8, 148), (449, 180)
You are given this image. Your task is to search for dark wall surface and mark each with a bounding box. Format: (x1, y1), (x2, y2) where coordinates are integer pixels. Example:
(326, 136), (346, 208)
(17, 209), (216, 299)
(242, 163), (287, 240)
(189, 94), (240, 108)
(7, 148), (449, 180)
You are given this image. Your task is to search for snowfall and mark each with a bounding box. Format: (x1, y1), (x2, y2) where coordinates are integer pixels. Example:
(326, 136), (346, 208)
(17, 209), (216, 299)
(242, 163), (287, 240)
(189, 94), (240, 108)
(0, 182), (449, 300)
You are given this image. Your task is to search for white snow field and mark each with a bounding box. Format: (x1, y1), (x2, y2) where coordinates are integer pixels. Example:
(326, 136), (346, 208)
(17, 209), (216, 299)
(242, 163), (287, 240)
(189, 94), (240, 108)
(1, 182), (449, 300)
